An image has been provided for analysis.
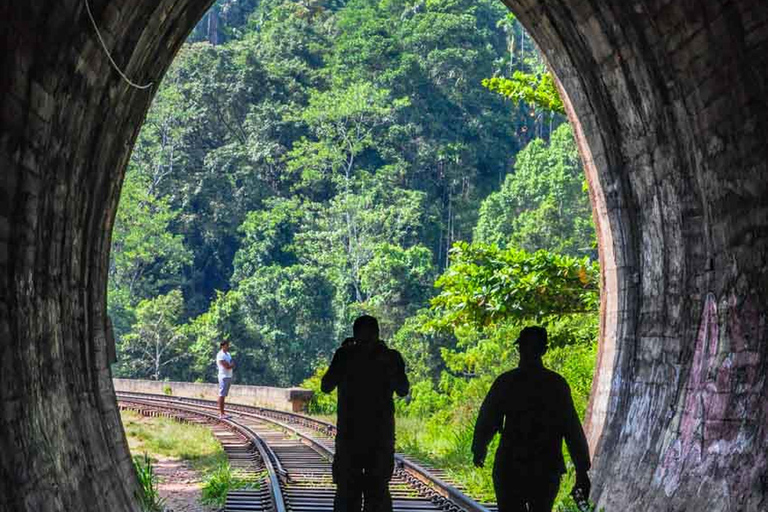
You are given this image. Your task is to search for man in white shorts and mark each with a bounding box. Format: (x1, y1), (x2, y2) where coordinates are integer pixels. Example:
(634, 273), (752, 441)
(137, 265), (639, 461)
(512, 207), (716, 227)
(216, 340), (235, 419)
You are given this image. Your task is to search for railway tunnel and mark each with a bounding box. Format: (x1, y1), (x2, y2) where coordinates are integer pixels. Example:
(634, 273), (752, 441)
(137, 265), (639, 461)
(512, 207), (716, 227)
(1, 0), (767, 510)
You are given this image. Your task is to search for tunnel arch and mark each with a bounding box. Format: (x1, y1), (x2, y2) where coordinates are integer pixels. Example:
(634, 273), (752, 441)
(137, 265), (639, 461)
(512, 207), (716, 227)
(1, 1), (767, 511)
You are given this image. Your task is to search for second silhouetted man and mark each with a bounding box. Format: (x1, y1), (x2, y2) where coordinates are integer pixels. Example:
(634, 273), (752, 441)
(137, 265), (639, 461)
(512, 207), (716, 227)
(472, 326), (591, 512)
(321, 315), (410, 512)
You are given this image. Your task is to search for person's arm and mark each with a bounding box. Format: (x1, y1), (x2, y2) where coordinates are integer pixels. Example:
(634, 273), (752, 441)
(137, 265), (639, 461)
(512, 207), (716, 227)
(321, 349), (344, 393)
(472, 376), (505, 467)
(217, 354), (235, 370)
(562, 381), (591, 496)
(391, 352), (409, 397)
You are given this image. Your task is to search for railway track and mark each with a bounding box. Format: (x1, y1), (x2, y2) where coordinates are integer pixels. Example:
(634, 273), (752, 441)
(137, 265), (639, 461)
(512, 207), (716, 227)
(116, 391), (496, 512)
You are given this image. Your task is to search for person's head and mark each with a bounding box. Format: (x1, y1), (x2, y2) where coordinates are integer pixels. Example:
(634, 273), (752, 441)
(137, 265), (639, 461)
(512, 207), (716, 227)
(220, 340), (230, 352)
(353, 315), (379, 344)
(515, 326), (547, 361)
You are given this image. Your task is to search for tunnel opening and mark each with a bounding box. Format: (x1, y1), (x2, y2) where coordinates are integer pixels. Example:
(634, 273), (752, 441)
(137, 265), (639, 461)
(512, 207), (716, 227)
(2, 1), (768, 511)
(108, 2), (602, 507)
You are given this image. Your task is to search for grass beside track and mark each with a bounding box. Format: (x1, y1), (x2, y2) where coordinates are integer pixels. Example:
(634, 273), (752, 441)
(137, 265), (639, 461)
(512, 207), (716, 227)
(121, 408), (261, 509)
(395, 415), (589, 511)
(121, 409), (227, 472)
(298, 414), (589, 511)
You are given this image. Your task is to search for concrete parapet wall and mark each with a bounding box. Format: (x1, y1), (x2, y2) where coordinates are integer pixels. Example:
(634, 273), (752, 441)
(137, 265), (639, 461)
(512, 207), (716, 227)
(113, 378), (314, 412)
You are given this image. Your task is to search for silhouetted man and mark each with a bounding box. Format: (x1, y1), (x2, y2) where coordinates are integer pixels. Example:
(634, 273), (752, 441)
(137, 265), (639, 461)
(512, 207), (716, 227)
(321, 315), (410, 512)
(472, 326), (591, 512)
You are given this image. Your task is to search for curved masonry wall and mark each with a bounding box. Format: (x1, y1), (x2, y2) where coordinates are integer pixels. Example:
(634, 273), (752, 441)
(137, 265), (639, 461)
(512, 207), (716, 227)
(2, 1), (768, 510)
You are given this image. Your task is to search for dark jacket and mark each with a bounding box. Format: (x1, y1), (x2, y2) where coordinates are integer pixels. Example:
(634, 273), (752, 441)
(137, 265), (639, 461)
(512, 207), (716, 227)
(321, 340), (409, 450)
(472, 362), (590, 479)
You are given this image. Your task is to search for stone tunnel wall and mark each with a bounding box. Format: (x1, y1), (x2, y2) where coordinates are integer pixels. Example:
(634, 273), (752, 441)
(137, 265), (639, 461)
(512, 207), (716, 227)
(1, 0), (767, 511)
(502, 0), (768, 509)
(0, 1), (215, 511)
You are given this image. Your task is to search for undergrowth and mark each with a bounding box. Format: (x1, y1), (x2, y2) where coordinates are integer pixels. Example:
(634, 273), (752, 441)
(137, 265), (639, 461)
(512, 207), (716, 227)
(201, 462), (261, 507)
(121, 409), (226, 472)
(133, 453), (166, 512)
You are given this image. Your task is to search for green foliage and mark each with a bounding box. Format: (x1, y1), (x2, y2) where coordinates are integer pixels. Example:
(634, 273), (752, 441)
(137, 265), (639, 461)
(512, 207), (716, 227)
(112, 0), (535, 347)
(300, 365), (338, 415)
(397, 379), (450, 417)
(109, 167), (191, 341)
(293, 172), (430, 340)
(431, 242), (599, 329)
(201, 462), (260, 507)
(132, 453), (165, 512)
(109, 0), (596, 397)
(286, 81), (408, 194)
(544, 334), (598, 416)
(115, 290), (190, 381)
(232, 197), (305, 279)
(234, 264), (336, 384)
(121, 410), (227, 470)
(390, 309), (454, 384)
(359, 243), (435, 336)
(184, 291), (246, 382)
(391, 242), (599, 508)
(110, 170), (190, 297)
(483, 71), (565, 114)
(185, 263), (336, 387)
(474, 124), (595, 257)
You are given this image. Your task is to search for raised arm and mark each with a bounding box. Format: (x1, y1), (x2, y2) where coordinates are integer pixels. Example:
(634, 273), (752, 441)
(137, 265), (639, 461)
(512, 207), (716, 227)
(391, 352), (410, 397)
(321, 349), (344, 393)
(472, 376), (505, 467)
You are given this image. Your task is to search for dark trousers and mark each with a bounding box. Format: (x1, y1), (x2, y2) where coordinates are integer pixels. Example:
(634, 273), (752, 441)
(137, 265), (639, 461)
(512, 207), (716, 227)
(332, 443), (394, 512)
(493, 471), (560, 512)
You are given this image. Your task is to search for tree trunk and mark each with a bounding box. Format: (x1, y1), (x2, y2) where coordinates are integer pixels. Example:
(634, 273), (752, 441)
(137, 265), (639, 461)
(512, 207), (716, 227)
(207, 4), (219, 45)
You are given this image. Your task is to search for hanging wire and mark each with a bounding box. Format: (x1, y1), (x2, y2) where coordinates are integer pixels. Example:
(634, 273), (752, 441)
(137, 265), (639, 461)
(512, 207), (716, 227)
(84, 0), (153, 90)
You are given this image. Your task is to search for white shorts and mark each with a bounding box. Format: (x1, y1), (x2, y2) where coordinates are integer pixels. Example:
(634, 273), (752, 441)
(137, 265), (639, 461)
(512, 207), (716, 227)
(218, 378), (232, 397)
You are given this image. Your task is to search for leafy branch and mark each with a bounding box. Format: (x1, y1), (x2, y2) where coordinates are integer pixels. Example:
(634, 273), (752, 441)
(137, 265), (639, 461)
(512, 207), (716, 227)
(429, 241), (599, 329)
(482, 71), (565, 115)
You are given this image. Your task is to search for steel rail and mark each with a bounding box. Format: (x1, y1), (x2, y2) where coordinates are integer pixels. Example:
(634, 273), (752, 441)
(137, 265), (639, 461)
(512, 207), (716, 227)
(119, 397), (287, 512)
(116, 391), (493, 512)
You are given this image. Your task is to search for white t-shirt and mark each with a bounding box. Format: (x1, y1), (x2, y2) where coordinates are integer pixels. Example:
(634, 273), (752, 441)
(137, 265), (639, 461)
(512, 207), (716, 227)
(217, 350), (233, 379)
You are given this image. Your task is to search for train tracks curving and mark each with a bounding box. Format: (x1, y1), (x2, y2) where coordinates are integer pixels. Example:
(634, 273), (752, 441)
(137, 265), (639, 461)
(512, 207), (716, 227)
(116, 391), (496, 512)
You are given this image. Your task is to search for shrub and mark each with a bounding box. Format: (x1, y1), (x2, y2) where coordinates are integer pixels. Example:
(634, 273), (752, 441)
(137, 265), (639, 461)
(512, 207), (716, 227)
(201, 462), (259, 507)
(300, 365), (337, 415)
(133, 453), (165, 512)
(397, 380), (449, 417)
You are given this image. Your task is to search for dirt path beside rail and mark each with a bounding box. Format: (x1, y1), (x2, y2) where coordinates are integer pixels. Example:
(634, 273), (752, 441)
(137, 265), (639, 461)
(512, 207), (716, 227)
(155, 457), (218, 512)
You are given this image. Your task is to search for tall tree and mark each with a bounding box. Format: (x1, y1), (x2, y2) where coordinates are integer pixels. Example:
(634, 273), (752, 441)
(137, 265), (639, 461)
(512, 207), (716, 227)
(116, 290), (189, 381)
(474, 124), (595, 257)
(109, 168), (191, 340)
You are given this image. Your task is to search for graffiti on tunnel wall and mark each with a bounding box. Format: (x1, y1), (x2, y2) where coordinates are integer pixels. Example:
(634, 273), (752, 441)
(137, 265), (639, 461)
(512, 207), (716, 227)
(655, 292), (767, 501)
